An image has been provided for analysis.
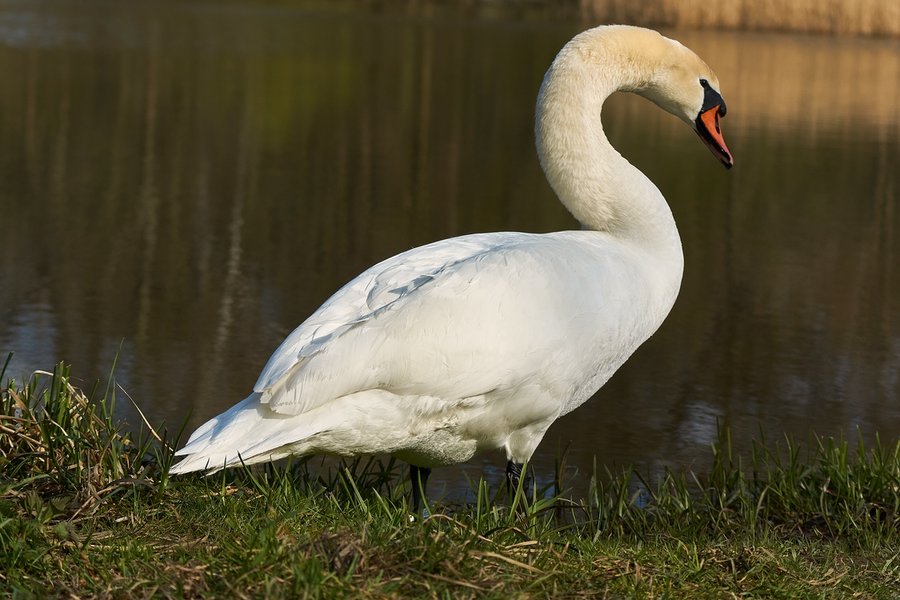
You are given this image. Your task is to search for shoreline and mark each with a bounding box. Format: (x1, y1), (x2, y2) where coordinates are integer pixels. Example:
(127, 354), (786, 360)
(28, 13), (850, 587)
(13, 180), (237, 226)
(2, 363), (898, 596)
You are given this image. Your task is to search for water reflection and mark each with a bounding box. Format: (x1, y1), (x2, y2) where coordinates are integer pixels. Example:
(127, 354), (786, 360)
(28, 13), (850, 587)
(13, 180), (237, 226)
(0, 2), (897, 499)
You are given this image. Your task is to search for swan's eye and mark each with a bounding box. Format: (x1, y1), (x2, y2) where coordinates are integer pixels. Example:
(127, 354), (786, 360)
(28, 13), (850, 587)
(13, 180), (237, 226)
(699, 78), (710, 88)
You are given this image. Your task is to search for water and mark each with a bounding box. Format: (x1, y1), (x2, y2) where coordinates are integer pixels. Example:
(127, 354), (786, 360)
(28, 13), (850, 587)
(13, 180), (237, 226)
(1, 1), (898, 499)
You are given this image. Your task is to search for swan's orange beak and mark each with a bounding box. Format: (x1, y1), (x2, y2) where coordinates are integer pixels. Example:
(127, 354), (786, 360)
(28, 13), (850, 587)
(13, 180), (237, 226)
(695, 104), (733, 169)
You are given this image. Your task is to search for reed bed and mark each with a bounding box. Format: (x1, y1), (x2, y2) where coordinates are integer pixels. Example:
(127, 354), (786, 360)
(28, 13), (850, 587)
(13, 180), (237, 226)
(2, 361), (899, 597)
(578, 0), (900, 37)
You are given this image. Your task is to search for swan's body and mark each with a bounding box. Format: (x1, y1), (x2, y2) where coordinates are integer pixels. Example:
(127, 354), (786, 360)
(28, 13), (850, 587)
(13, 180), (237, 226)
(171, 26), (732, 485)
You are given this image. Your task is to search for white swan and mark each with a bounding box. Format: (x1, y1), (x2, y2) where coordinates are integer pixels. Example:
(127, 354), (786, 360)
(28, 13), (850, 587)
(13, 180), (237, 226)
(170, 25), (733, 506)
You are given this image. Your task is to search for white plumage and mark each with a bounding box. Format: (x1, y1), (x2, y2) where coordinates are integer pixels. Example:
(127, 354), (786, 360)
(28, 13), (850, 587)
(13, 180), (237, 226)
(171, 25), (733, 482)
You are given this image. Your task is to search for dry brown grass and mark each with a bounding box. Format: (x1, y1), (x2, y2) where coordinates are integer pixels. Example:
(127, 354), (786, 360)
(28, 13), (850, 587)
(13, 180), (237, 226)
(579, 0), (900, 37)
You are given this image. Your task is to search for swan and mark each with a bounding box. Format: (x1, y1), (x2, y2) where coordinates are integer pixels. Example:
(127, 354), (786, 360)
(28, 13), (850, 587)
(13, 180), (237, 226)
(170, 25), (733, 509)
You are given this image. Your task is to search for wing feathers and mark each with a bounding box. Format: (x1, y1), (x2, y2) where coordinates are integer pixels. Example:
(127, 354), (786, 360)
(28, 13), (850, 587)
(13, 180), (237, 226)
(252, 233), (516, 411)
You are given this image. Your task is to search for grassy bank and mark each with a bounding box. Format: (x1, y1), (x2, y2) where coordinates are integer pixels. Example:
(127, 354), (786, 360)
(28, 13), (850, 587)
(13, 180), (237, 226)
(2, 363), (899, 597)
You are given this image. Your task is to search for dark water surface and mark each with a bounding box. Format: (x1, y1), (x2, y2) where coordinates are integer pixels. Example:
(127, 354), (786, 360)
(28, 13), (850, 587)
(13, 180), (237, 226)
(1, 1), (898, 499)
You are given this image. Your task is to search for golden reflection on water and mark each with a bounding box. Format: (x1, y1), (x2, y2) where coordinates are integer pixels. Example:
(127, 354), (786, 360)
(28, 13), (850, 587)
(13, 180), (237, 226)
(0, 2), (897, 497)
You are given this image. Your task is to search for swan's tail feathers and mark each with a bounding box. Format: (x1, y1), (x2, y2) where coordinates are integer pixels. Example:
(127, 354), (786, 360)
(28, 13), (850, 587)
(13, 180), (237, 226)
(169, 393), (311, 475)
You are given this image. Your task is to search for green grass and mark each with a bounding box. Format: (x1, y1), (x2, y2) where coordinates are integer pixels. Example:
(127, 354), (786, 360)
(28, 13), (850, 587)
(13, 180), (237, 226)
(2, 359), (899, 597)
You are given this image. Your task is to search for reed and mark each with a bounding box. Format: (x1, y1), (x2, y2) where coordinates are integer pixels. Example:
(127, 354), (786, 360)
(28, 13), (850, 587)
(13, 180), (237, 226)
(578, 0), (900, 37)
(2, 362), (899, 596)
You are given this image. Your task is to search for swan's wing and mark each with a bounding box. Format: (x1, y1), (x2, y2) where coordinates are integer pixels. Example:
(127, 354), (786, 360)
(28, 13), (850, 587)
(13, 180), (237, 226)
(255, 231), (633, 417)
(252, 233), (521, 406)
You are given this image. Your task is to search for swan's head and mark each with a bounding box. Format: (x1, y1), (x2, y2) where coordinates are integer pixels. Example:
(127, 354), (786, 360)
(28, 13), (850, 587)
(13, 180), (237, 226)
(537, 25), (735, 179)
(634, 31), (734, 169)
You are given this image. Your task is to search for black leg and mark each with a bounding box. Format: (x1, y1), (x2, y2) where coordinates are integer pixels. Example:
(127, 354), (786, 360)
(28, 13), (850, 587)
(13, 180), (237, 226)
(506, 460), (532, 501)
(410, 464), (431, 514)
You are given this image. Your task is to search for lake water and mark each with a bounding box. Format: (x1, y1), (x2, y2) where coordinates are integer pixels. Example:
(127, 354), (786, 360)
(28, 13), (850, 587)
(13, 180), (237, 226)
(1, 1), (898, 500)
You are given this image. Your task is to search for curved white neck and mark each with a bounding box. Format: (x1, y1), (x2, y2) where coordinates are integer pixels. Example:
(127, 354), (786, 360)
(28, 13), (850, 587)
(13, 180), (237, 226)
(535, 32), (682, 258)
